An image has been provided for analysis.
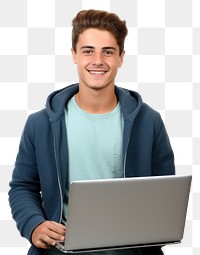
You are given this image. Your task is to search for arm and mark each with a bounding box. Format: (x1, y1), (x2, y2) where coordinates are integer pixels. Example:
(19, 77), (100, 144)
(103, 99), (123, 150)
(9, 116), (46, 242)
(8, 115), (66, 248)
(152, 114), (175, 176)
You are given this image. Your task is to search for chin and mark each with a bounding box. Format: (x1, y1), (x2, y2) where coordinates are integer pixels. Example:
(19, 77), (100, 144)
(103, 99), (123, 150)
(86, 79), (114, 90)
(87, 83), (111, 91)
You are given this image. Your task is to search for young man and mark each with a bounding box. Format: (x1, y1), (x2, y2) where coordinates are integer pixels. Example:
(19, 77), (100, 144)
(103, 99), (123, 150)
(9, 9), (175, 255)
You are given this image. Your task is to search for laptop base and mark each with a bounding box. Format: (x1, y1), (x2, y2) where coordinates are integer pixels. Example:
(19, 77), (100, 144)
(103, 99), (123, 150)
(56, 241), (181, 253)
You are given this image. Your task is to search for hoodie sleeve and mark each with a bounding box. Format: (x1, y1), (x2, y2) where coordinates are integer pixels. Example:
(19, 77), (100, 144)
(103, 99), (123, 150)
(8, 115), (46, 243)
(152, 113), (175, 176)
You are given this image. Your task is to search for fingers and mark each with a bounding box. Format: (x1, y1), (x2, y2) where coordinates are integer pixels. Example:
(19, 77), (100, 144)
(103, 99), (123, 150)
(32, 221), (66, 249)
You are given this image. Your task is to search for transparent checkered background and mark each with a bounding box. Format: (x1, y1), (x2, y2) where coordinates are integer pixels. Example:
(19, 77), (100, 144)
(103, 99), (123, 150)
(0, 0), (199, 254)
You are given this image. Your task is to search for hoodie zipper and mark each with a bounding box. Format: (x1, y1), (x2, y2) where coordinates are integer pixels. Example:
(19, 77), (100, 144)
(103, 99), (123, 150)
(123, 139), (130, 178)
(51, 119), (63, 223)
(123, 121), (133, 178)
(123, 152), (127, 178)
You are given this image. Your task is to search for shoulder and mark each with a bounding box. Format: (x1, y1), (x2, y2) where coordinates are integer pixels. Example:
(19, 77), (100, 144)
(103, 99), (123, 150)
(26, 109), (49, 127)
(139, 103), (162, 123)
(132, 103), (167, 138)
(23, 109), (51, 140)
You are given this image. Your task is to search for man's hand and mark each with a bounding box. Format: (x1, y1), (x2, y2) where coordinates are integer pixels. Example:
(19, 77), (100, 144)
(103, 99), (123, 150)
(32, 221), (66, 249)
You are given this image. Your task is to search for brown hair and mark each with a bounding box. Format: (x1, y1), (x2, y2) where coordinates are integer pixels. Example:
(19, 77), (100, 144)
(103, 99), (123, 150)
(72, 9), (128, 55)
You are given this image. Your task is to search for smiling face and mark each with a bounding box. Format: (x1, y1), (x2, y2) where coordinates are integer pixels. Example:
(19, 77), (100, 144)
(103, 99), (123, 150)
(71, 28), (125, 91)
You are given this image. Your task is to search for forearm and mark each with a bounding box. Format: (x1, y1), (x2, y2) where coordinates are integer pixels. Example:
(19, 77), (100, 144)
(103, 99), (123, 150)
(9, 184), (46, 242)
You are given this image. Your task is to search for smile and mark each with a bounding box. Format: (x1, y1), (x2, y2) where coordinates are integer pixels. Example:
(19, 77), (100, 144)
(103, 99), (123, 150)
(89, 71), (106, 74)
(87, 69), (108, 78)
(88, 70), (107, 75)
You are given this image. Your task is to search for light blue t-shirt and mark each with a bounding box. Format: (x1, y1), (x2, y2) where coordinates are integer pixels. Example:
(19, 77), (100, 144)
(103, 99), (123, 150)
(62, 96), (124, 222)
(66, 95), (124, 183)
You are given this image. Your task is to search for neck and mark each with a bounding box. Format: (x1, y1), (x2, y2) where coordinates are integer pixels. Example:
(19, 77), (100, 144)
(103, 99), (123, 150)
(75, 85), (117, 114)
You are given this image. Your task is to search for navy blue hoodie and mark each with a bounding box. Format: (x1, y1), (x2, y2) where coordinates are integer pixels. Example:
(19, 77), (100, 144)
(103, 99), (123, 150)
(9, 84), (175, 255)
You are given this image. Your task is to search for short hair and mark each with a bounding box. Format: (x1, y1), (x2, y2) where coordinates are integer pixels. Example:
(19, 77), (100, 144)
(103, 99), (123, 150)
(72, 9), (128, 55)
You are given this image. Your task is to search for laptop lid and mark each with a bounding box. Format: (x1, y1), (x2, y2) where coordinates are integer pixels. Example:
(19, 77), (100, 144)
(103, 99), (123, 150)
(56, 175), (192, 253)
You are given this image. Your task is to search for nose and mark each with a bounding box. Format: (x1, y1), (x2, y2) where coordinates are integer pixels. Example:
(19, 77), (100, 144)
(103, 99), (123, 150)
(92, 52), (104, 66)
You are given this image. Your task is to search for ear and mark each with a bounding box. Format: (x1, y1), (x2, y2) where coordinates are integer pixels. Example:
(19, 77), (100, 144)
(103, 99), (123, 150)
(71, 48), (77, 64)
(118, 50), (125, 68)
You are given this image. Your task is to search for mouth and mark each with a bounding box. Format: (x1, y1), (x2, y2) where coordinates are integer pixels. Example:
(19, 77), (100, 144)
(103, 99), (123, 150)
(87, 70), (108, 77)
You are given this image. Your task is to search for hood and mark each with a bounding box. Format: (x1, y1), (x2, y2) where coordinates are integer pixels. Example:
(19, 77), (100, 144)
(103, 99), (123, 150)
(46, 83), (79, 122)
(115, 86), (143, 122)
(45, 83), (143, 122)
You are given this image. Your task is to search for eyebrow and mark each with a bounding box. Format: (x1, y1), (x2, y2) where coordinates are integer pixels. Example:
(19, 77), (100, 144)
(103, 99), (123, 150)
(80, 46), (117, 51)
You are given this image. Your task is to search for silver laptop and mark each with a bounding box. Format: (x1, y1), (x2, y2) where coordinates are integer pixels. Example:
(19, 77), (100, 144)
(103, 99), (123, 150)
(56, 175), (192, 253)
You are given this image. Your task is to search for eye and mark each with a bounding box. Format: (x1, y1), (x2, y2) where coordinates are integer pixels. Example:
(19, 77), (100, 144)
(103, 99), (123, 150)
(83, 50), (93, 56)
(103, 50), (114, 56)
